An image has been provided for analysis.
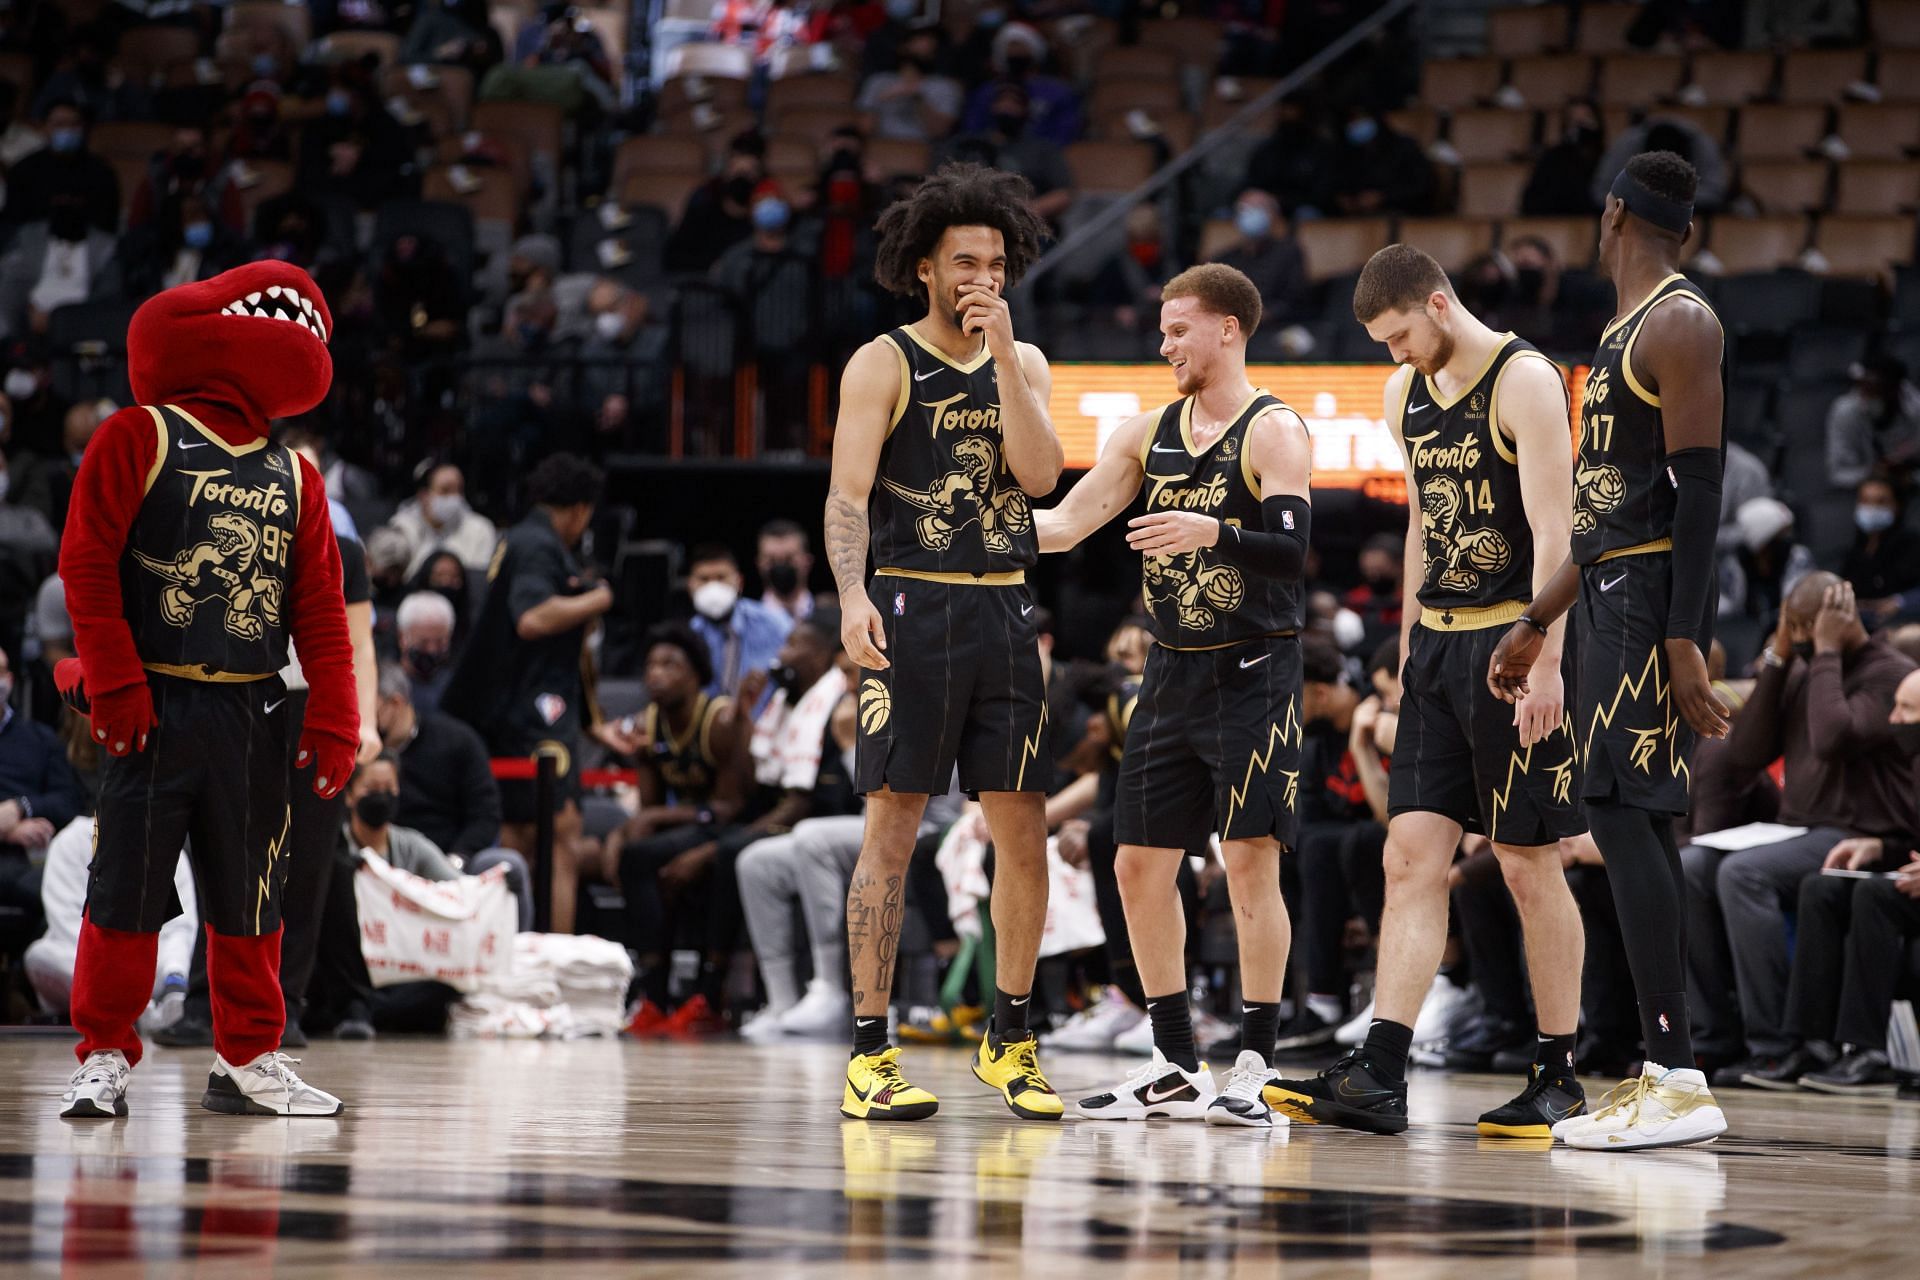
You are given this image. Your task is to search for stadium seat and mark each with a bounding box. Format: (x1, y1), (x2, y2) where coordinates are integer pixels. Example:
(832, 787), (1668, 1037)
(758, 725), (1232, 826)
(1088, 79), (1186, 119)
(1714, 270), (1821, 334)
(436, 130), (533, 201)
(90, 121), (176, 165)
(319, 30), (400, 69)
(1486, 5), (1571, 57)
(1505, 55), (1595, 108)
(567, 204), (669, 281)
(115, 24), (201, 86)
(1145, 16), (1225, 72)
(1196, 217), (1239, 264)
(1707, 217), (1812, 274)
(1780, 49), (1868, 104)
(1878, 0), (1920, 45)
(657, 72), (752, 119)
(577, 5), (627, 66)
(774, 104), (861, 148)
(227, 0), (311, 47)
(1739, 160), (1831, 215)
(1500, 216), (1598, 269)
(1834, 161), (1920, 215)
(626, 168), (707, 221)
(1420, 58), (1503, 112)
(864, 137), (931, 182)
(1834, 103), (1920, 159)
(1735, 104), (1830, 161)
(612, 136), (710, 195)
(1089, 106), (1195, 151)
(764, 134), (818, 189)
(473, 100), (565, 180)
(1894, 265), (1920, 323)
(0, 51), (31, 109)
(1447, 108), (1537, 164)
(1814, 214), (1917, 281)
(765, 73), (856, 116)
(1063, 140), (1156, 193)
(230, 159), (295, 230)
(1785, 326), (1870, 381)
(422, 164), (522, 254)
(1725, 373), (1777, 451)
(371, 200), (477, 285)
(1456, 162), (1529, 218)
(1200, 79), (1281, 134)
(48, 301), (139, 353)
(661, 41), (753, 81)
(1885, 327), (1920, 373)
(1576, 4), (1644, 53)
(1096, 46), (1180, 81)
(1596, 53), (1686, 107)
(1385, 106), (1440, 148)
(1605, 105), (1731, 147)
(1686, 50), (1775, 105)
(1877, 49), (1920, 100)
(1295, 218), (1392, 282)
(1394, 218), (1496, 272)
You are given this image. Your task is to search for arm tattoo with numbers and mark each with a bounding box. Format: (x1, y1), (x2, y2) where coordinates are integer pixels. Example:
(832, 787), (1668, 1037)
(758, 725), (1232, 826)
(825, 485), (869, 599)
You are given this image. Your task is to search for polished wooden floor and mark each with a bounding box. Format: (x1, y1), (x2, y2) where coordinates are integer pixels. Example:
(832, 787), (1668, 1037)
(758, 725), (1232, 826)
(0, 1036), (1914, 1277)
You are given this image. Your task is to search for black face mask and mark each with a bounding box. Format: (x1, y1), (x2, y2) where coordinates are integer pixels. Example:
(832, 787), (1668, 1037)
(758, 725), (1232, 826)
(770, 663), (803, 694)
(405, 646), (445, 679)
(725, 175), (756, 206)
(1514, 267), (1545, 302)
(1365, 574), (1397, 595)
(992, 111), (1026, 137)
(766, 561), (800, 595)
(48, 205), (87, 243)
(1890, 721), (1920, 760)
(1791, 640), (1816, 662)
(354, 791), (397, 829)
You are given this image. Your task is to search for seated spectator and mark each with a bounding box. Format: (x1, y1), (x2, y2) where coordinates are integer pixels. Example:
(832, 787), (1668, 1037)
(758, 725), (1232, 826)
(397, 590), (461, 710)
(376, 662), (505, 858)
(14, 397), (105, 534)
(1720, 497), (1814, 632)
(1690, 574), (1915, 1086)
(374, 234), (467, 363)
(1081, 203), (1173, 333)
(1521, 101), (1605, 217)
(0, 643), (83, 920)
(2, 100), (118, 234)
(408, 551), (475, 641)
(687, 542), (794, 698)
(226, 85), (297, 164)
(0, 194), (124, 343)
(756, 519), (816, 622)
(1331, 109), (1433, 216)
(390, 462), (499, 575)
(296, 70), (412, 212)
(858, 26), (962, 142)
(2, 341), (69, 458)
(0, 83), (43, 169)
(942, 85), (1072, 222)
(480, 233), (562, 333)
(1341, 533), (1404, 656)
(127, 123), (243, 236)
(120, 192), (252, 299)
(1247, 98), (1335, 217)
(960, 22), (1081, 146)
(1718, 439), (1774, 553)
(0, 483), (58, 681)
(624, 614), (853, 1034)
(1843, 476), (1920, 616)
(665, 131), (765, 274)
(1746, 665), (1920, 1092)
(25, 816), (194, 1028)
(1826, 356), (1920, 492)
(1212, 191), (1308, 331)
(1593, 117), (1728, 211)
(403, 0), (502, 74)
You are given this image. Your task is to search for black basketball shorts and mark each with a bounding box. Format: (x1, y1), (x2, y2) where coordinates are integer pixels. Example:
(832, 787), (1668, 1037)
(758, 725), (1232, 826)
(1388, 617), (1583, 847)
(854, 574), (1049, 796)
(1113, 632), (1303, 851)
(89, 672), (292, 936)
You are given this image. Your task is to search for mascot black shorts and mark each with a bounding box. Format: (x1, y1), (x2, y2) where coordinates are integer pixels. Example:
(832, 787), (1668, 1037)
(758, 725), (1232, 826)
(89, 672), (292, 936)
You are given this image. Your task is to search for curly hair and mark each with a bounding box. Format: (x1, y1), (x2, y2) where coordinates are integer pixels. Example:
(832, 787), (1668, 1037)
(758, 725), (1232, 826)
(1624, 149), (1698, 205)
(526, 452), (605, 509)
(873, 163), (1048, 303)
(643, 621), (715, 690)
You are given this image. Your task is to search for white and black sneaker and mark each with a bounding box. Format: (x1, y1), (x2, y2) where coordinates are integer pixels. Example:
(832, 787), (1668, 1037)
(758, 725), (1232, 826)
(1072, 1048), (1216, 1121)
(203, 1052), (344, 1116)
(1207, 1050), (1283, 1129)
(61, 1050), (131, 1119)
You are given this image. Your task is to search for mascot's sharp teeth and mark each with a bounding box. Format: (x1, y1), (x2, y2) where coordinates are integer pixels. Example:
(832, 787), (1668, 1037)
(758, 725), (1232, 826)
(246, 292), (262, 306)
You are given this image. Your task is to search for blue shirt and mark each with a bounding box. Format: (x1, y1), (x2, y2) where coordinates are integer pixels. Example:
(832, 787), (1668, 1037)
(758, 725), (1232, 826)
(691, 599), (792, 699)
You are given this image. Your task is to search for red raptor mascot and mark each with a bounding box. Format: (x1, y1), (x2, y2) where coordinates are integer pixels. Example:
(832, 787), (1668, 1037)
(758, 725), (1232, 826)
(56, 262), (358, 1118)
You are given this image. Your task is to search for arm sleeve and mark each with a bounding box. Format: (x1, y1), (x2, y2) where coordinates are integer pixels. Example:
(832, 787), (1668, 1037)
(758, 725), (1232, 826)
(1215, 495), (1311, 581)
(1664, 447), (1722, 640)
(453, 722), (503, 854)
(57, 407), (161, 695)
(286, 457), (358, 747)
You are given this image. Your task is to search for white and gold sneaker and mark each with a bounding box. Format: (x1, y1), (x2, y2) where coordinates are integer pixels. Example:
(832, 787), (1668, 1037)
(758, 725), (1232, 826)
(1559, 1063), (1726, 1151)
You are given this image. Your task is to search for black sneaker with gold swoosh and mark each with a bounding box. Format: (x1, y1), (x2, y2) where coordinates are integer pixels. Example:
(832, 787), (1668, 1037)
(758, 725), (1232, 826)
(1263, 1050), (1409, 1134)
(1477, 1066), (1586, 1138)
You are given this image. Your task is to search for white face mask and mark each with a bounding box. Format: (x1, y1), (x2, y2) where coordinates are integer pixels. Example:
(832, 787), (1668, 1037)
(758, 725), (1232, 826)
(4, 369), (37, 400)
(427, 492), (466, 526)
(692, 580), (739, 620)
(593, 310), (625, 342)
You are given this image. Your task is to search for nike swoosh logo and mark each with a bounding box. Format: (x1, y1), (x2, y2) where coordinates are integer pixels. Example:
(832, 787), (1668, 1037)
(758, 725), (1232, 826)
(1238, 654), (1270, 669)
(1600, 574), (1627, 592)
(1150, 444), (1186, 453)
(176, 436), (209, 450)
(914, 369), (939, 381)
(1012, 996), (1029, 1006)
(1020, 604), (1034, 617)
(856, 1018), (882, 1028)
(849, 1080), (871, 1101)
(1143, 1081), (1192, 1103)
(1406, 404), (1431, 414)
(264, 699), (284, 714)
(1336, 1078), (1393, 1101)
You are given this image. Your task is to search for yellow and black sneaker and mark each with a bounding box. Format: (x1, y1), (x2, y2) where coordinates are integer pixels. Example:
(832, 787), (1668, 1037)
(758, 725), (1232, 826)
(1477, 1066), (1586, 1138)
(842, 1046), (939, 1122)
(972, 1030), (1064, 1121)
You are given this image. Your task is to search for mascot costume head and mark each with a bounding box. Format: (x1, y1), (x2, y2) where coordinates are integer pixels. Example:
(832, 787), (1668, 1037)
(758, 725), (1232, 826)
(128, 261), (334, 427)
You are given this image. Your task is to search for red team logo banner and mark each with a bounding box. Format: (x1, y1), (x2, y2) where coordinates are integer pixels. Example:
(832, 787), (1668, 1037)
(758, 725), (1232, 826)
(1046, 363), (1590, 503)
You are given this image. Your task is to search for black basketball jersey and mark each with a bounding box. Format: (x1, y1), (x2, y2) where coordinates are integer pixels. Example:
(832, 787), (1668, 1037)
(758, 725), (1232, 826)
(644, 693), (730, 805)
(1138, 391), (1303, 649)
(1573, 274), (1724, 565)
(120, 405), (300, 677)
(1402, 335), (1561, 611)
(868, 326), (1037, 577)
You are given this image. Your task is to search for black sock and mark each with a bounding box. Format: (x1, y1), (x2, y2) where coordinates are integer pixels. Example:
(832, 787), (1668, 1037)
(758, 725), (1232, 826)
(852, 1012), (889, 1058)
(1640, 991), (1693, 1070)
(1146, 991), (1199, 1071)
(1240, 1001), (1282, 1067)
(1361, 1018), (1414, 1083)
(1536, 1031), (1578, 1081)
(992, 987), (1034, 1040)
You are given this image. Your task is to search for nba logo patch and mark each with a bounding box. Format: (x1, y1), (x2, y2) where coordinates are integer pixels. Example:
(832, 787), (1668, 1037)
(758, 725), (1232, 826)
(1282, 510), (1295, 530)
(535, 694), (566, 726)
(1658, 1013), (1671, 1033)
(894, 592), (906, 616)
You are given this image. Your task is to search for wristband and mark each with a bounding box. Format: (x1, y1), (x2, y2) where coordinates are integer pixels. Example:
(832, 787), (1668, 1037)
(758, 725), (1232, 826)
(1518, 614), (1549, 636)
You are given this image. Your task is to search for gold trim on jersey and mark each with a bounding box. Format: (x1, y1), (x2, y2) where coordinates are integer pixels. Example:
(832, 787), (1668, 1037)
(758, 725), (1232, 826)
(880, 332), (912, 434)
(141, 406), (168, 495)
(649, 693), (713, 763)
(168, 404), (268, 456)
(1485, 348), (1566, 465)
(1156, 628), (1298, 652)
(142, 662), (275, 683)
(1620, 289), (1726, 407)
(873, 566), (1026, 586)
(1177, 389), (1265, 457)
(1419, 599), (1528, 631)
(902, 324), (991, 374)
(1424, 334), (1516, 411)
(291, 445), (305, 523)
(1595, 536), (1673, 563)
(700, 694), (731, 763)
(1599, 272), (1688, 344)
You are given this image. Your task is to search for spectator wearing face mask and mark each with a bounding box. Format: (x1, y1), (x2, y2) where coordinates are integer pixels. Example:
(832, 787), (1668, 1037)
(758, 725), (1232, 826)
(1591, 117), (1728, 212)
(666, 131), (766, 273)
(1827, 356), (1920, 492)
(396, 589), (461, 711)
(296, 72), (411, 212)
(756, 518), (815, 622)
(1082, 203), (1173, 333)
(960, 22), (1081, 146)
(1212, 190), (1308, 331)
(1843, 477), (1920, 619)
(0, 194), (124, 343)
(0, 345), (68, 460)
(1331, 109), (1433, 216)
(1247, 98), (1336, 218)
(685, 542), (793, 699)
(1720, 497), (1816, 631)
(390, 462), (499, 576)
(3, 101), (119, 234)
(1, 645), (84, 923)
(943, 84), (1072, 221)
(127, 124), (243, 236)
(122, 191), (252, 301)
(13, 397), (107, 533)
(858, 27), (962, 142)
(576, 278), (662, 444)
(711, 183), (814, 450)
(1522, 101), (1605, 217)
(1341, 533), (1404, 657)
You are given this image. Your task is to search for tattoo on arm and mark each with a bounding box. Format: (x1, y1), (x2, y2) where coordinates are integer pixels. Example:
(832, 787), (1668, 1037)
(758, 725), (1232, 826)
(825, 486), (869, 599)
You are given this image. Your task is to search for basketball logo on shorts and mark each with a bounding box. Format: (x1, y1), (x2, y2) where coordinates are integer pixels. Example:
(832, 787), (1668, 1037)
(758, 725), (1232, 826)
(894, 591), (906, 616)
(859, 679), (892, 734)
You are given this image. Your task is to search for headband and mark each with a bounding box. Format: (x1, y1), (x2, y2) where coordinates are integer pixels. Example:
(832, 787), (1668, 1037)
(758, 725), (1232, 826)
(1610, 169), (1693, 235)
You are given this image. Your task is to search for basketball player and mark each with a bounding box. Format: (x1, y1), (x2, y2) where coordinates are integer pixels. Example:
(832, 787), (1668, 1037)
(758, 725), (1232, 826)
(1036, 264), (1313, 1129)
(1489, 151), (1730, 1150)
(825, 163), (1064, 1121)
(1266, 246), (1589, 1139)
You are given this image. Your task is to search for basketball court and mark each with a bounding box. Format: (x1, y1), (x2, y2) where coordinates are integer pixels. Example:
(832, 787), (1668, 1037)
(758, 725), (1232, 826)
(1, 1038), (1911, 1276)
